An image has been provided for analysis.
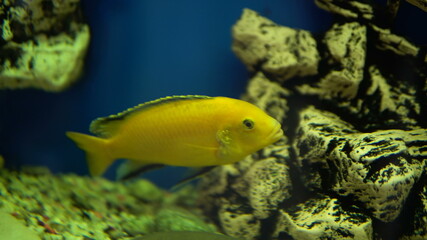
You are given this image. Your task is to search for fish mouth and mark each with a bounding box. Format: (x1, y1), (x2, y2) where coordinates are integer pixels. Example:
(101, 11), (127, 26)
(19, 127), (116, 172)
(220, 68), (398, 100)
(267, 122), (283, 142)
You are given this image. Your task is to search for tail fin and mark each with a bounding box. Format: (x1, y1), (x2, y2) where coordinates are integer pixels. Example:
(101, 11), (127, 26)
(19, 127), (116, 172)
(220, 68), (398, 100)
(66, 131), (114, 176)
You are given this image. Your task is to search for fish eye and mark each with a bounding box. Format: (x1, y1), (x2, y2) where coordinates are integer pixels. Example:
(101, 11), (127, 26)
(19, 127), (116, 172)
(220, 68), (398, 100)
(242, 119), (255, 130)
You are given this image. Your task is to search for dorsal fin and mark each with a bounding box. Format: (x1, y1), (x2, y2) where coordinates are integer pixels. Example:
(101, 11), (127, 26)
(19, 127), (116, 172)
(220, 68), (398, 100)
(89, 95), (212, 138)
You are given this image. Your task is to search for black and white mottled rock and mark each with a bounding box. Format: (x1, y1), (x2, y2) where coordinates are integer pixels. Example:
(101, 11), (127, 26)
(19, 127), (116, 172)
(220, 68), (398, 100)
(403, 182), (427, 239)
(297, 22), (366, 100)
(358, 65), (420, 130)
(293, 106), (426, 222)
(199, 147), (292, 239)
(242, 72), (291, 124)
(218, 202), (262, 239)
(198, 73), (292, 239)
(406, 0), (427, 12)
(360, 65), (420, 130)
(398, 168), (427, 240)
(272, 196), (373, 240)
(299, 64), (421, 130)
(371, 25), (419, 57)
(0, 0), (90, 91)
(315, 0), (374, 20)
(202, 3), (427, 239)
(232, 9), (319, 82)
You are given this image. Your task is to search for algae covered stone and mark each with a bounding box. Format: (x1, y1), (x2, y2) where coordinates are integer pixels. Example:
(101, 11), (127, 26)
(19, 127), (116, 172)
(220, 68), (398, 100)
(0, 168), (215, 239)
(0, 211), (40, 240)
(133, 231), (242, 240)
(154, 207), (216, 233)
(0, 0), (90, 91)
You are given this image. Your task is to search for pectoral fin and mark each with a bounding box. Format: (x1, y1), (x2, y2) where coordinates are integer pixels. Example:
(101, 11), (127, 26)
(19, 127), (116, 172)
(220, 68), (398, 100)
(216, 129), (232, 160)
(183, 143), (217, 151)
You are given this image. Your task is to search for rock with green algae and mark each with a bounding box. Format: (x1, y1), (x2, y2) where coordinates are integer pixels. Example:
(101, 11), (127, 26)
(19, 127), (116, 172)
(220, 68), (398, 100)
(0, 167), (216, 239)
(154, 208), (216, 232)
(0, 0), (90, 91)
(0, 211), (40, 240)
(132, 231), (242, 240)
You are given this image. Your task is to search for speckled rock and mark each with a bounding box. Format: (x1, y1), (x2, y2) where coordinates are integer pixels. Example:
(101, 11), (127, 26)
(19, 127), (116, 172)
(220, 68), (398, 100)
(297, 22), (366, 100)
(315, 0), (374, 20)
(199, 151), (291, 239)
(232, 9), (319, 82)
(297, 24), (422, 130)
(371, 25), (419, 57)
(272, 196), (373, 240)
(198, 72), (292, 239)
(0, 0), (90, 91)
(201, 3), (427, 240)
(400, 172), (427, 240)
(293, 106), (426, 222)
(343, 64), (420, 130)
(242, 71), (291, 124)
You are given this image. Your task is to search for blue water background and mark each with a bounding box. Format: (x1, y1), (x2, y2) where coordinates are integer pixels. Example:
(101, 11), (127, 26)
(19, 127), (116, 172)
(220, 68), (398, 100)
(0, 1), (425, 188)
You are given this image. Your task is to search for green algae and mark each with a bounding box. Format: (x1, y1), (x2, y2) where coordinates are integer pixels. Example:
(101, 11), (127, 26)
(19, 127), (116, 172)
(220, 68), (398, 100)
(132, 231), (242, 240)
(0, 167), (216, 239)
(154, 207), (216, 232)
(0, 211), (40, 240)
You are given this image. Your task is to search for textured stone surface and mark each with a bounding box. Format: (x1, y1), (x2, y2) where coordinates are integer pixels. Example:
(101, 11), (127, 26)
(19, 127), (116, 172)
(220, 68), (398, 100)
(293, 106), (426, 222)
(218, 202), (261, 240)
(198, 73), (292, 240)
(296, 22), (422, 130)
(0, 168), (216, 239)
(400, 169), (427, 240)
(0, 0), (90, 91)
(315, 0), (374, 19)
(200, 4), (427, 240)
(242, 71), (291, 124)
(371, 25), (419, 57)
(407, 0), (427, 11)
(272, 196), (373, 240)
(297, 22), (366, 100)
(232, 9), (319, 82)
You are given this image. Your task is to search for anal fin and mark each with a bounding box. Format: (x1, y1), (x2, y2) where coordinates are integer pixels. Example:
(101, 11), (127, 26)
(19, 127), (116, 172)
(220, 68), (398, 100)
(171, 166), (216, 191)
(117, 160), (165, 181)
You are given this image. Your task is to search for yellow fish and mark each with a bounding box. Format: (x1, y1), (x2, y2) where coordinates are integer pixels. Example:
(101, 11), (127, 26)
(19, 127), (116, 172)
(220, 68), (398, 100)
(66, 95), (283, 178)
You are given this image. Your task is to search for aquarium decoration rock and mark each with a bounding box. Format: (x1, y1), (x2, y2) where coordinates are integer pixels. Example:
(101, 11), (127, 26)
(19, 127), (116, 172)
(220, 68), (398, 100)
(315, 0), (374, 20)
(272, 196), (373, 240)
(198, 4), (427, 240)
(0, 0), (90, 91)
(294, 106), (425, 222)
(232, 9), (320, 82)
(406, 0), (427, 12)
(0, 168), (217, 239)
